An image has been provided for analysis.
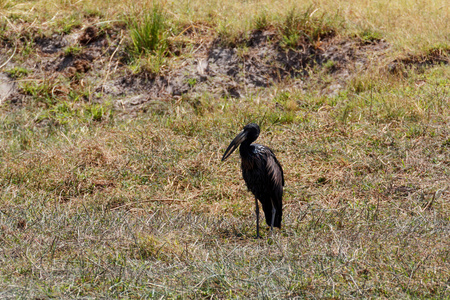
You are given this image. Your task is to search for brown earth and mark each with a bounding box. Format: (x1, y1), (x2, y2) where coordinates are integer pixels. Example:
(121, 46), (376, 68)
(1, 24), (448, 112)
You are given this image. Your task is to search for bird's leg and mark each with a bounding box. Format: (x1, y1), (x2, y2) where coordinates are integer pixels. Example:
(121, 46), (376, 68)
(255, 198), (260, 238)
(270, 206), (276, 232)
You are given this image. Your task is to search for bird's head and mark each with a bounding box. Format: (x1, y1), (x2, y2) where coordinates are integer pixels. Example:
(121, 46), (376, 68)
(221, 123), (260, 161)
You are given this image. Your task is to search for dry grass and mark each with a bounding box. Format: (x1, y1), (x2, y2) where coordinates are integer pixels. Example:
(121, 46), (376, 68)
(2, 0), (449, 53)
(1, 65), (449, 297)
(0, 0), (449, 298)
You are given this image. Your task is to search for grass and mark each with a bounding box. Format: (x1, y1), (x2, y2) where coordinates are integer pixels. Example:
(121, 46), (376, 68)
(128, 5), (167, 56)
(63, 45), (82, 56)
(0, 0), (449, 298)
(2, 0), (448, 53)
(4, 67), (30, 79)
(1, 65), (449, 297)
(280, 6), (336, 48)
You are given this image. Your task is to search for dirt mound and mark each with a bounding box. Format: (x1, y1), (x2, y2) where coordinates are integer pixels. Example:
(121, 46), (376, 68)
(101, 29), (392, 112)
(1, 25), (431, 112)
(106, 30), (391, 109)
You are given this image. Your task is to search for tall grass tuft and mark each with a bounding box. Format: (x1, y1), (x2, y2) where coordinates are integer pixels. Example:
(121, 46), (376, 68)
(280, 6), (336, 48)
(128, 6), (167, 55)
(254, 10), (269, 31)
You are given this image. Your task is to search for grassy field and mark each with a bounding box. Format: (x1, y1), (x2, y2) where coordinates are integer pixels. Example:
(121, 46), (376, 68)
(0, 0), (449, 298)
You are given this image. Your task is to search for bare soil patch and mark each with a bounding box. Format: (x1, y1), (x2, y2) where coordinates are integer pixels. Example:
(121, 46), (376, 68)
(0, 25), (408, 111)
(1, 24), (448, 116)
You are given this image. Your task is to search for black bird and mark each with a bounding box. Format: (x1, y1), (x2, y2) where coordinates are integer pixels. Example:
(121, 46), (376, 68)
(222, 123), (284, 238)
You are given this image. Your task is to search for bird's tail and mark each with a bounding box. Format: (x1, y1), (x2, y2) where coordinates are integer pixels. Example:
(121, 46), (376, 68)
(261, 197), (282, 228)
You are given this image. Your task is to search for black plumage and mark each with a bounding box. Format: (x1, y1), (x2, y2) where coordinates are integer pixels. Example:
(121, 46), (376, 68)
(221, 123), (284, 238)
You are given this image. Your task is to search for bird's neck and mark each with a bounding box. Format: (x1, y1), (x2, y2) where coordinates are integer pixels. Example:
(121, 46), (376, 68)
(239, 141), (253, 156)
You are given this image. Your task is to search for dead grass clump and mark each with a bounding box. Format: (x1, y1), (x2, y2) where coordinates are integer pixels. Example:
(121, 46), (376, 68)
(77, 143), (109, 168)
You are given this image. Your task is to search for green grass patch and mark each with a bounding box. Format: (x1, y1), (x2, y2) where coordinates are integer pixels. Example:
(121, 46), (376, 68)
(358, 27), (383, 43)
(64, 45), (82, 56)
(5, 67), (30, 79)
(20, 79), (57, 107)
(128, 5), (168, 56)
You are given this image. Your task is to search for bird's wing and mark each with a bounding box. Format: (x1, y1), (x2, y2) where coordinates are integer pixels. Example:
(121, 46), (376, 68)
(265, 148), (284, 188)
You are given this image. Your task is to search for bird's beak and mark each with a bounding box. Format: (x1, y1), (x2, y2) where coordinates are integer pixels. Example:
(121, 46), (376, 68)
(221, 130), (247, 161)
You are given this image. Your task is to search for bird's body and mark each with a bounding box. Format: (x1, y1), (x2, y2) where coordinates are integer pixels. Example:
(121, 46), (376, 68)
(222, 123), (284, 238)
